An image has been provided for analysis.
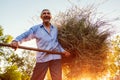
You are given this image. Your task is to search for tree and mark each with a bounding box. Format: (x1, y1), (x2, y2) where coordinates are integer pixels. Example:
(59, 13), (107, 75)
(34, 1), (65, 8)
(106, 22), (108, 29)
(0, 26), (36, 80)
(0, 65), (22, 80)
(0, 26), (23, 80)
(18, 50), (36, 76)
(0, 26), (13, 72)
(109, 35), (120, 80)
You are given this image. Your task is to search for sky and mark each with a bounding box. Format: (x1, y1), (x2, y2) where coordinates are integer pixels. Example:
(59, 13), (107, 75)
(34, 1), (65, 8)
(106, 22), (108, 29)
(0, 0), (120, 40)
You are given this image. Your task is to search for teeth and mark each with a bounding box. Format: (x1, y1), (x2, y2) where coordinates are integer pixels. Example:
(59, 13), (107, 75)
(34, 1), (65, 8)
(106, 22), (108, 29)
(44, 18), (49, 19)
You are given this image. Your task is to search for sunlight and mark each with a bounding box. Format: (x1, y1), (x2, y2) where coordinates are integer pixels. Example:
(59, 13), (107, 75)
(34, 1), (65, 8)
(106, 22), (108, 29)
(80, 77), (92, 80)
(45, 70), (112, 80)
(62, 71), (112, 80)
(77, 74), (110, 80)
(100, 73), (111, 80)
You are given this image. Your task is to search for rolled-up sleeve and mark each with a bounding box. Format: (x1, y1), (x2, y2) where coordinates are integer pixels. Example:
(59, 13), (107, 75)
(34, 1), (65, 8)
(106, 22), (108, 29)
(15, 27), (35, 43)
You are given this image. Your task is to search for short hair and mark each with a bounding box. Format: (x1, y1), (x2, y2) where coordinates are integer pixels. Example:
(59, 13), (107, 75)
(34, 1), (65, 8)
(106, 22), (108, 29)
(41, 9), (51, 15)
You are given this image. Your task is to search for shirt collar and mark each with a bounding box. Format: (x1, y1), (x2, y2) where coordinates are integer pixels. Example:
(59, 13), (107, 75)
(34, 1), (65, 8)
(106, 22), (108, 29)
(40, 23), (54, 28)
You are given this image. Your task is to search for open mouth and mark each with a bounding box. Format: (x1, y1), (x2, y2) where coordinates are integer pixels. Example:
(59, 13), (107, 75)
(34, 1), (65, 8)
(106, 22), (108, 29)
(44, 16), (50, 19)
(43, 17), (50, 21)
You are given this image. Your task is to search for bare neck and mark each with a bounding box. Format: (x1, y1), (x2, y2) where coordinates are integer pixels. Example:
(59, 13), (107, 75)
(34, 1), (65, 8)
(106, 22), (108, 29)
(43, 22), (51, 33)
(43, 22), (51, 28)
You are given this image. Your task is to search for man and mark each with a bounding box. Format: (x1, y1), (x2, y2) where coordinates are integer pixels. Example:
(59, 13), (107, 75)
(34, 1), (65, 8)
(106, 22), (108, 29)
(11, 9), (70, 80)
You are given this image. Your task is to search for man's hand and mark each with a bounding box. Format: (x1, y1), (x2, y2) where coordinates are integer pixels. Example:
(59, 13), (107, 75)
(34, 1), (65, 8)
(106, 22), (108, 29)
(10, 40), (19, 51)
(62, 51), (71, 57)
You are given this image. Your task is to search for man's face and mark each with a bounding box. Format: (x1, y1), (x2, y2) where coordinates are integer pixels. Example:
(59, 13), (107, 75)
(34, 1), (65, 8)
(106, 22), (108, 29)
(41, 10), (51, 23)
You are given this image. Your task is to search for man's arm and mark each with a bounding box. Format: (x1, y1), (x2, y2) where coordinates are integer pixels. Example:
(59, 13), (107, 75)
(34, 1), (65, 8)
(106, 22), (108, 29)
(10, 26), (36, 50)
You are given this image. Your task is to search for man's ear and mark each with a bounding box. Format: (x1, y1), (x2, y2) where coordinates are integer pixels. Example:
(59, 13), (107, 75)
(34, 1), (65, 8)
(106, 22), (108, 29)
(40, 15), (42, 19)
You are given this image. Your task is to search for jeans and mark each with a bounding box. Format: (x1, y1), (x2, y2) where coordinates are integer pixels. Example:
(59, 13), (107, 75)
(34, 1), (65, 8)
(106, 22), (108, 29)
(31, 59), (62, 80)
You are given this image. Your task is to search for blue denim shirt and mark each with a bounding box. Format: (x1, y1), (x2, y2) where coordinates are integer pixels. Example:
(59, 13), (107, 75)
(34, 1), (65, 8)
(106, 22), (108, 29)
(15, 24), (64, 62)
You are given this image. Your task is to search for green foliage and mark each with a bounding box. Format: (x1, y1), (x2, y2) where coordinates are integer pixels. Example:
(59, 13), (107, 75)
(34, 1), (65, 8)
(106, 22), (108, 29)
(0, 49), (35, 80)
(54, 6), (111, 79)
(109, 35), (120, 79)
(0, 26), (35, 80)
(19, 50), (36, 76)
(7, 53), (24, 67)
(0, 26), (13, 77)
(0, 26), (13, 43)
(0, 35), (13, 43)
(4, 35), (13, 43)
(0, 65), (22, 80)
(0, 26), (3, 36)
(21, 71), (30, 80)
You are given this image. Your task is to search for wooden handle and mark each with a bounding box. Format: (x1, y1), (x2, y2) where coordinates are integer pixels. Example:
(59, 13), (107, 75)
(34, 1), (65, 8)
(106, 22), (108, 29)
(0, 43), (62, 54)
